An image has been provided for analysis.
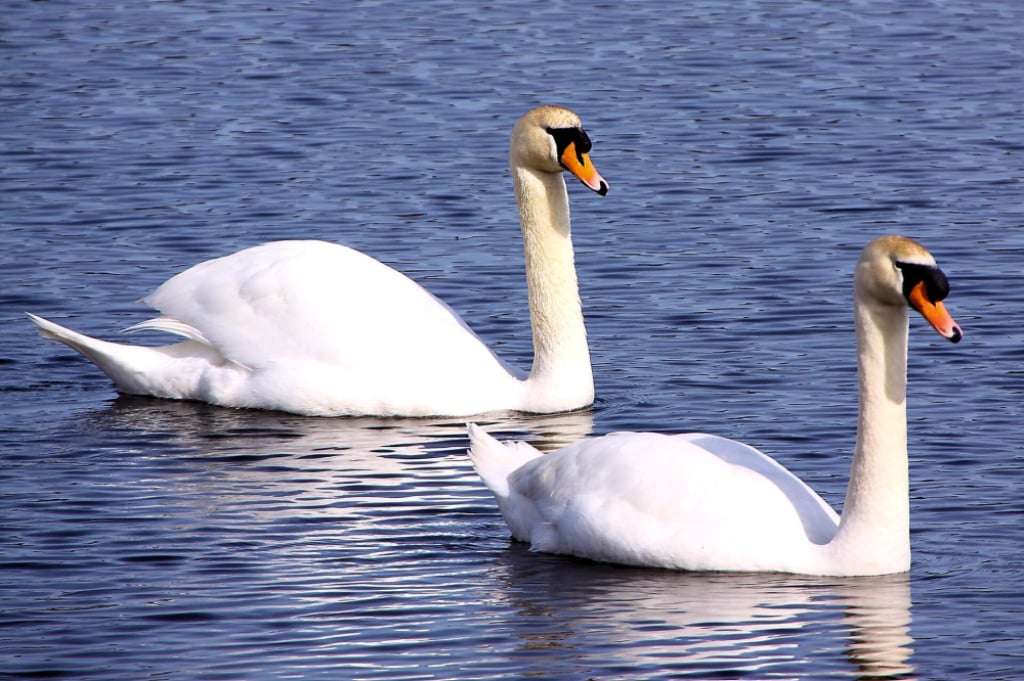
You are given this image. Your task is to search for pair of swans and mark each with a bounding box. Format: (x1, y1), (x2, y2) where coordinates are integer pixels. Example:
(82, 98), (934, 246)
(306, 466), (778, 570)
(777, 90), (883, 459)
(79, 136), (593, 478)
(31, 106), (964, 576)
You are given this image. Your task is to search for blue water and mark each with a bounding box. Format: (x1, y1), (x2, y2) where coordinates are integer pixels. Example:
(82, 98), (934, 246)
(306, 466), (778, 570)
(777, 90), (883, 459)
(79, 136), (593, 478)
(3, 1), (1023, 678)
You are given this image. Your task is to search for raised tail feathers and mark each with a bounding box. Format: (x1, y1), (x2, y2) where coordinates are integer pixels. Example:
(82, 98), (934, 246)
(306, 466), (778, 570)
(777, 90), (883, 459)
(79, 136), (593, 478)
(27, 312), (231, 399)
(466, 423), (544, 499)
(29, 313), (117, 359)
(28, 312), (158, 390)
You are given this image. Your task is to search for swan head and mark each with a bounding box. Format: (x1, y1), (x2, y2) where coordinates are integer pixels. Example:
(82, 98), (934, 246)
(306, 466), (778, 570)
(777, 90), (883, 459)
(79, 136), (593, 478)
(855, 234), (962, 343)
(511, 105), (609, 196)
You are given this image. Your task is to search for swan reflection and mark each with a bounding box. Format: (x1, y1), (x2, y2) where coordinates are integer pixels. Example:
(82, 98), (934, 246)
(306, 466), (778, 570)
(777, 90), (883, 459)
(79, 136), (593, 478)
(491, 545), (915, 679)
(71, 397), (594, 511)
(84, 395), (595, 454)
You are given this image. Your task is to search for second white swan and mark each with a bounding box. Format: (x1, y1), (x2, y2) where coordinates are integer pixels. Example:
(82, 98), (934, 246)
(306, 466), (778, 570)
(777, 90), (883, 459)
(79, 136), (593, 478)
(29, 105), (608, 416)
(469, 235), (962, 576)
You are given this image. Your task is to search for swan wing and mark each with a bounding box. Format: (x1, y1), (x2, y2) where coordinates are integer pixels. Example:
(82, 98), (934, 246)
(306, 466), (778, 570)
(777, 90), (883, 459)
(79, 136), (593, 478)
(141, 240), (520, 381)
(676, 432), (841, 539)
(495, 431), (840, 571)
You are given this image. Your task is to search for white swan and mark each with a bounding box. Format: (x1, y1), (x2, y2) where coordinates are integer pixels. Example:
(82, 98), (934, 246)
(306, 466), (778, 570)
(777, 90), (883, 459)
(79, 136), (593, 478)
(468, 235), (963, 576)
(29, 105), (608, 416)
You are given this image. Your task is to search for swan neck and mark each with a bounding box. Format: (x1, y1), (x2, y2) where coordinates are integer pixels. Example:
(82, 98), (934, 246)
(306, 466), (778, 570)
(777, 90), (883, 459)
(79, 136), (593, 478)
(831, 294), (911, 570)
(512, 165), (592, 409)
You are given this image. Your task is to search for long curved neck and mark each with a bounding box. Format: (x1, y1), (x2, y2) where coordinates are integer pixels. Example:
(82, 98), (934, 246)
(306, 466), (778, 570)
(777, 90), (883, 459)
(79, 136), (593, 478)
(829, 295), (911, 572)
(512, 164), (593, 410)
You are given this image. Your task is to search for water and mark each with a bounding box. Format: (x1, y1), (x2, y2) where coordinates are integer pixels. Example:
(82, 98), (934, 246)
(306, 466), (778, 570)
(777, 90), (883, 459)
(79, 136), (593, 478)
(2, 1), (1023, 678)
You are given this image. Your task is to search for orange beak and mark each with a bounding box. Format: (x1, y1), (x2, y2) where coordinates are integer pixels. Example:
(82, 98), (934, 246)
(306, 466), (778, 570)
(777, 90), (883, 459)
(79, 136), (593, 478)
(908, 281), (963, 343)
(559, 142), (609, 195)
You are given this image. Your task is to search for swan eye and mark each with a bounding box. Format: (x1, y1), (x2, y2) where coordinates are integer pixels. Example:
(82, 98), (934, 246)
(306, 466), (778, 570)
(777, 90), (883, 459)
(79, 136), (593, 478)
(895, 261), (950, 302)
(546, 126), (593, 165)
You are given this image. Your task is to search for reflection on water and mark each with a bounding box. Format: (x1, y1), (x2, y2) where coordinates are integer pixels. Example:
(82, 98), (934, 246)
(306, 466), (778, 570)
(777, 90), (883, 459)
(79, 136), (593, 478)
(95, 395), (595, 455)
(494, 546), (915, 679)
(58, 396), (595, 526)
(840, 576), (915, 679)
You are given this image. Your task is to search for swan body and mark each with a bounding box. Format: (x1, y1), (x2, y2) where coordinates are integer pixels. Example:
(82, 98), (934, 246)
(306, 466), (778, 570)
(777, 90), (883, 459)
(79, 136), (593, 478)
(469, 235), (963, 576)
(29, 105), (608, 416)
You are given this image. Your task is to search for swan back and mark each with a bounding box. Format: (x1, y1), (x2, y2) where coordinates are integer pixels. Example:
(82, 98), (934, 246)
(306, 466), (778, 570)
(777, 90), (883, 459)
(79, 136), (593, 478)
(142, 240), (505, 375)
(469, 426), (842, 572)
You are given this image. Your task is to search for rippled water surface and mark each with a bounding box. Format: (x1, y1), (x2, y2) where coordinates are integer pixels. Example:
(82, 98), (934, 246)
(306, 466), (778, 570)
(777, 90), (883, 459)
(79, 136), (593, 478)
(3, 1), (1023, 679)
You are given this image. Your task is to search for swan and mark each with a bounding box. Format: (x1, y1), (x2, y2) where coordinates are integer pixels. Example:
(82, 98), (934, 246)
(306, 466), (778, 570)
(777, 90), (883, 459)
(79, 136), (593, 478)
(28, 105), (608, 416)
(468, 235), (963, 576)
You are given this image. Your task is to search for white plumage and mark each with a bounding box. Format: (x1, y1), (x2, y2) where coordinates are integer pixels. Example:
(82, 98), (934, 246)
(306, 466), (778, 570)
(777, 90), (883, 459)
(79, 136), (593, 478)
(469, 235), (963, 576)
(29, 105), (608, 416)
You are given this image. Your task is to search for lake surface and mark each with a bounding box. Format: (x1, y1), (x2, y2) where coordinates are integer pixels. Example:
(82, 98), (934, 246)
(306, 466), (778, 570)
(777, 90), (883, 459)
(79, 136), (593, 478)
(3, 1), (1023, 678)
